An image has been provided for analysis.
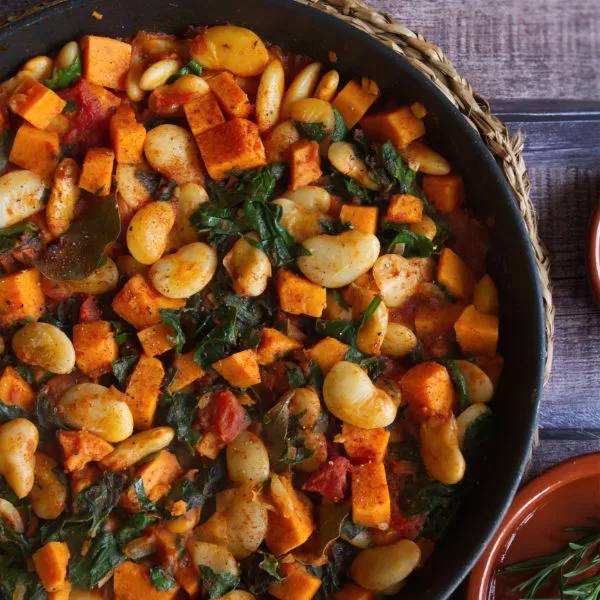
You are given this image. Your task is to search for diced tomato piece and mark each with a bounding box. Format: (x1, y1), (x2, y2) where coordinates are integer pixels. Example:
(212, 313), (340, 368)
(199, 389), (248, 443)
(302, 456), (352, 502)
(79, 295), (102, 323)
(389, 512), (426, 541)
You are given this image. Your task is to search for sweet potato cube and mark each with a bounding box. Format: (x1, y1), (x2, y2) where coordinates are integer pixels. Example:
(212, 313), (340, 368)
(0, 268), (45, 327)
(82, 35), (132, 90)
(422, 174), (464, 213)
(120, 450), (182, 512)
(341, 423), (390, 464)
(333, 584), (376, 600)
(266, 474), (315, 555)
(168, 352), (205, 393)
(401, 362), (455, 421)
(79, 147), (115, 195)
(339, 204), (378, 234)
(89, 82), (123, 114)
(290, 139), (322, 190)
(474, 274), (499, 315)
(308, 337), (348, 374)
(0, 366), (35, 411)
(114, 561), (180, 600)
(174, 559), (200, 599)
(351, 461), (391, 529)
(58, 430), (114, 472)
(73, 320), (119, 377)
(195, 118), (266, 180)
(184, 91), (225, 136)
(454, 305), (499, 357)
(269, 562), (322, 600)
(437, 248), (475, 302)
(32, 541), (70, 593)
(9, 123), (59, 179)
(360, 106), (426, 148)
(333, 79), (379, 128)
(47, 581), (71, 600)
(414, 303), (465, 339)
(112, 274), (185, 330)
(276, 269), (326, 318)
(212, 349), (261, 388)
(125, 355), (165, 429)
(207, 71), (253, 119)
(195, 430), (225, 459)
(9, 78), (66, 130)
(137, 323), (176, 357)
(110, 104), (146, 164)
(70, 464), (100, 509)
(257, 327), (302, 365)
(385, 194), (423, 224)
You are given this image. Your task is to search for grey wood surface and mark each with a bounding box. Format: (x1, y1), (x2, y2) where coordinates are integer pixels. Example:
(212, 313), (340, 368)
(1, 0), (599, 505)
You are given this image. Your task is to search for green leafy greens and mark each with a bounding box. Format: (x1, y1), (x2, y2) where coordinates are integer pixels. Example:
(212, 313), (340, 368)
(44, 52), (82, 90)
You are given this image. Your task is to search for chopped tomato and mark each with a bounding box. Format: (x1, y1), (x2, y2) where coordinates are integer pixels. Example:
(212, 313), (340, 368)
(79, 295), (102, 323)
(302, 456), (352, 502)
(199, 389), (248, 443)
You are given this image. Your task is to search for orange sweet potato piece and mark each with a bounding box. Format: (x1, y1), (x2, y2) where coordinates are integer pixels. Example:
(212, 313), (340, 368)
(174, 555), (200, 599)
(110, 103), (146, 164)
(333, 584), (376, 600)
(184, 91), (225, 136)
(125, 355), (165, 429)
(385, 194), (423, 224)
(9, 78), (66, 130)
(121, 450), (182, 512)
(72, 320), (119, 377)
(454, 305), (499, 357)
(207, 71), (253, 119)
(290, 139), (322, 190)
(32, 541), (70, 592)
(256, 327), (302, 365)
(339, 204), (378, 235)
(0, 268), (45, 327)
(195, 118), (266, 180)
(58, 430), (114, 472)
(422, 174), (464, 213)
(89, 82), (123, 114)
(351, 461), (391, 529)
(70, 464), (100, 510)
(269, 562), (322, 600)
(79, 147), (115, 195)
(401, 361), (455, 421)
(414, 303), (465, 340)
(47, 581), (71, 600)
(114, 561), (180, 600)
(266, 474), (315, 555)
(82, 35), (132, 90)
(473, 274), (499, 315)
(333, 79), (379, 129)
(308, 337), (348, 374)
(168, 352), (205, 393)
(112, 274), (185, 330)
(212, 349), (261, 388)
(195, 430), (225, 459)
(437, 248), (475, 302)
(9, 123), (59, 179)
(276, 269), (326, 318)
(341, 423), (390, 464)
(137, 323), (176, 357)
(0, 365), (35, 411)
(360, 106), (426, 148)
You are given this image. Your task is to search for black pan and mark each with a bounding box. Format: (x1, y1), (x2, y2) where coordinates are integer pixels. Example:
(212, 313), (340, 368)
(0, 1), (546, 597)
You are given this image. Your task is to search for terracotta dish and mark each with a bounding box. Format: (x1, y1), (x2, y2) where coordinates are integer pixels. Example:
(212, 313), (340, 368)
(588, 201), (600, 304)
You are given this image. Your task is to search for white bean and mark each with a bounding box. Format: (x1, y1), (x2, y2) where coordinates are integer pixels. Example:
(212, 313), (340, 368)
(223, 235), (272, 297)
(323, 361), (397, 429)
(222, 593), (256, 600)
(286, 186), (332, 213)
(30, 452), (67, 519)
(12, 322), (75, 374)
(280, 62), (322, 120)
(454, 360), (494, 404)
(139, 59), (181, 91)
(226, 431), (270, 485)
(144, 124), (204, 184)
(149, 241), (217, 298)
(20, 56), (53, 81)
(0, 498), (25, 532)
(408, 215), (437, 241)
(372, 255), (434, 307)
(273, 198), (325, 242)
(348, 285), (389, 356)
(0, 170), (46, 228)
(174, 182), (209, 244)
(256, 59), (285, 132)
(328, 142), (380, 190)
(101, 427), (175, 470)
(187, 540), (240, 576)
(298, 231), (380, 288)
(115, 165), (152, 211)
(65, 258), (119, 295)
(58, 383), (134, 443)
(457, 404), (492, 450)
(46, 158), (80, 238)
(289, 387), (321, 429)
(420, 415), (466, 485)
(55, 41), (79, 69)
(126, 200), (175, 265)
(222, 488), (268, 558)
(126, 63), (145, 102)
(398, 141), (451, 175)
(314, 70), (340, 102)
(351, 540), (421, 591)
(0, 419), (38, 498)
(381, 322), (418, 358)
(290, 97), (335, 132)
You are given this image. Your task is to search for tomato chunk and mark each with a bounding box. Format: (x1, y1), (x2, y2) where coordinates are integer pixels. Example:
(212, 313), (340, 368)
(79, 295), (102, 323)
(303, 456), (352, 502)
(199, 389), (248, 444)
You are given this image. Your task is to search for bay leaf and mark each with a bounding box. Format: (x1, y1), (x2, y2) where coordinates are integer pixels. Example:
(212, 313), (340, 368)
(262, 392), (293, 473)
(316, 500), (351, 557)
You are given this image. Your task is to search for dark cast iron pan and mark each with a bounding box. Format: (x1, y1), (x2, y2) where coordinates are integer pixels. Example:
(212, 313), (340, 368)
(0, 1), (546, 598)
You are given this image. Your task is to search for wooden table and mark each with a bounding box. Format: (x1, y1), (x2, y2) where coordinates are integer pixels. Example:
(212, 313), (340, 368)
(2, 0), (599, 522)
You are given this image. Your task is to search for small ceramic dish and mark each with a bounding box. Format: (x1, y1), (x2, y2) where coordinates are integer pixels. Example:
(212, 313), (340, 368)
(467, 452), (600, 599)
(588, 202), (600, 304)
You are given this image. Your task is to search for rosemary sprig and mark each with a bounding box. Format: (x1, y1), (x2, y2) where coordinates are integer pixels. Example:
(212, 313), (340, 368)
(498, 524), (600, 600)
